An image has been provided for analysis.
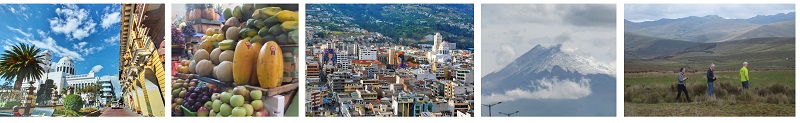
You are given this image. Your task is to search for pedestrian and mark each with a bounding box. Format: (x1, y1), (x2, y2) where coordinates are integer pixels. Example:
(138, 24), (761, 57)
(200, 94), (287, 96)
(740, 62), (749, 90)
(707, 63), (717, 97)
(676, 67), (692, 102)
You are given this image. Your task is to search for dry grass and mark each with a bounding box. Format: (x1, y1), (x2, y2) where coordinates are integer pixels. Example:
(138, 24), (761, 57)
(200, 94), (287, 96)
(625, 71), (794, 116)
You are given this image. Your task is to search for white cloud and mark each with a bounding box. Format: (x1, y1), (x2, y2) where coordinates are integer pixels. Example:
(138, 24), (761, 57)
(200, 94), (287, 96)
(482, 4), (616, 75)
(91, 65), (103, 72)
(104, 34), (120, 45)
(14, 34), (85, 61)
(72, 41), (105, 56)
(49, 4), (97, 40)
(6, 26), (32, 38)
(8, 7), (15, 13)
(101, 12), (120, 28)
(483, 77), (591, 103)
(78, 42), (88, 47)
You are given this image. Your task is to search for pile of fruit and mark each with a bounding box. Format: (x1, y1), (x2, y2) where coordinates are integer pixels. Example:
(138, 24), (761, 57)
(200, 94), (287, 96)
(175, 4), (299, 89)
(172, 76), (268, 117)
(186, 4), (221, 21)
(173, 4), (299, 117)
(206, 86), (267, 117)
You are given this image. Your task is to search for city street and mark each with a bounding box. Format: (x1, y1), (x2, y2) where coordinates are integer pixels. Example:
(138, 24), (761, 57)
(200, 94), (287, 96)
(99, 107), (139, 117)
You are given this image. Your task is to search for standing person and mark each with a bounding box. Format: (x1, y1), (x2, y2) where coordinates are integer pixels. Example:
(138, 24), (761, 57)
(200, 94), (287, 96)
(676, 67), (692, 102)
(707, 64), (717, 96)
(740, 62), (749, 90)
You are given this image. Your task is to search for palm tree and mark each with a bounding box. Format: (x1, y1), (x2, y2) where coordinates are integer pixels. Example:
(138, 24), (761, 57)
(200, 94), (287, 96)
(0, 43), (45, 90)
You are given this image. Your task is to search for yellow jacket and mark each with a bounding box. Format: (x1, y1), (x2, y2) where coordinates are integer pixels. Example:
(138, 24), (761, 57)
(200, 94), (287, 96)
(740, 66), (749, 82)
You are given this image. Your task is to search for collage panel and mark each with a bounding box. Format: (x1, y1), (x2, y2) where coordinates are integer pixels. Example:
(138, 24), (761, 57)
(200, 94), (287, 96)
(623, 4), (796, 116)
(0, 4), (166, 117)
(170, 3), (300, 117)
(481, 4), (617, 117)
(305, 4), (475, 117)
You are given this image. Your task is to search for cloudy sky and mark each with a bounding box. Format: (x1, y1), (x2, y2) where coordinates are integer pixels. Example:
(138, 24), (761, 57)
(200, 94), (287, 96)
(625, 4), (796, 22)
(482, 4), (616, 76)
(0, 4), (120, 86)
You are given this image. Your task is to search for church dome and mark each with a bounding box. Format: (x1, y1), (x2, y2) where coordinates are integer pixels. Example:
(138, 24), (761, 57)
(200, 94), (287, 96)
(56, 56), (75, 75)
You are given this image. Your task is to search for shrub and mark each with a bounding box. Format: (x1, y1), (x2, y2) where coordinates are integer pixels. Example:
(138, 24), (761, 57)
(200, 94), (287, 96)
(63, 94), (84, 111)
(766, 94), (790, 104)
(3, 101), (22, 108)
(719, 82), (740, 95)
(54, 108), (82, 117)
(768, 84), (790, 95)
(79, 107), (98, 114)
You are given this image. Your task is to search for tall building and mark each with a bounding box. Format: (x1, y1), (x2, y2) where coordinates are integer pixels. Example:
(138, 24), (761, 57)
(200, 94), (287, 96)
(99, 78), (115, 105)
(119, 3), (166, 117)
(359, 47), (377, 60)
(387, 48), (396, 65)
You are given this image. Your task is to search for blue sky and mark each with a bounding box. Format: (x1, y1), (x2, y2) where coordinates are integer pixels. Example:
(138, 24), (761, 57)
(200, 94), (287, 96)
(0, 4), (121, 85)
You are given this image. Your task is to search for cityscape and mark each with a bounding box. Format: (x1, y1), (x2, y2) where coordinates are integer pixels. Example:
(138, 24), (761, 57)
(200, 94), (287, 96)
(305, 4), (475, 117)
(0, 4), (166, 117)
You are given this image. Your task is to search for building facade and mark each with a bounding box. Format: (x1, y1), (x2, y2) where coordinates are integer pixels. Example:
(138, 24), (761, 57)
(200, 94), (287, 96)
(119, 3), (166, 117)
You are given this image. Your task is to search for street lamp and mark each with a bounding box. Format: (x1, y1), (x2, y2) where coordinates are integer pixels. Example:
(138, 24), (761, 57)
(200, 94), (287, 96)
(499, 111), (519, 117)
(482, 102), (501, 117)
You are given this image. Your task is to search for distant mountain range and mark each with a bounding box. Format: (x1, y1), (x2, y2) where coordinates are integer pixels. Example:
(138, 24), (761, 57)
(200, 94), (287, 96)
(482, 44), (616, 116)
(624, 12), (795, 72)
(625, 12), (795, 42)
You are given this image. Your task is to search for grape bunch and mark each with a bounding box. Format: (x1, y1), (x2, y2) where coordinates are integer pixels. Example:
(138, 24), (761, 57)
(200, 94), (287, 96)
(172, 25), (184, 45)
(182, 86), (214, 112)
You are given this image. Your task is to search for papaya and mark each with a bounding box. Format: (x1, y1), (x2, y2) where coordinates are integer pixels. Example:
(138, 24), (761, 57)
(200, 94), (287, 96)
(268, 25), (283, 36)
(245, 28), (258, 38)
(263, 16), (281, 28)
(248, 42), (263, 86)
(281, 21), (298, 32)
(254, 19), (265, 29)
(242, 4), (255, 19)
(261, 7), (282, 17)
(288, 30), (298, 44)
(258, 27), (270, 37)
(233, 6), (243, 19)
(246, 19), (257, 29)
(223, 8), (233, 20)
(233, 40), (256, 86)
(257, 41), (284, 89)
(252, 10), (263, 20)
(250, 35), (264, 44)
(263, 35), (277, 42)
(276, 33), (288, 45)
(275, 10), (298, 22)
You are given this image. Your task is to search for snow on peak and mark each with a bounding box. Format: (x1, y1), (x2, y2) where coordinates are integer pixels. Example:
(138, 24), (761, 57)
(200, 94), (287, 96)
(521, 44), (615, 77)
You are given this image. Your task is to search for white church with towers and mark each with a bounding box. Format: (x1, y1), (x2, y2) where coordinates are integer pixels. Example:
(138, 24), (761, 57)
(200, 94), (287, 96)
(22, 50), (101, 102)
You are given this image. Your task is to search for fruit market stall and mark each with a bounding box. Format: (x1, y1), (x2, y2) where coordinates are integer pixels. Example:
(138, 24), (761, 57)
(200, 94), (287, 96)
(171, 3), (299, 117)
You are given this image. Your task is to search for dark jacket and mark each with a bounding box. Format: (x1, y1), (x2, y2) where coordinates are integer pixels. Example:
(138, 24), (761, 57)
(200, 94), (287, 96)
(707, 69), (716, 82)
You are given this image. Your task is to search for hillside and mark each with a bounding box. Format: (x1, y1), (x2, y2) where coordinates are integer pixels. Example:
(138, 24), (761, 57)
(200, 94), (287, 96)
(306, 4), (474, 49)
(624, 12), (795, 43)
(625, 37), (795, 72)
(731, 20), (796, 40)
